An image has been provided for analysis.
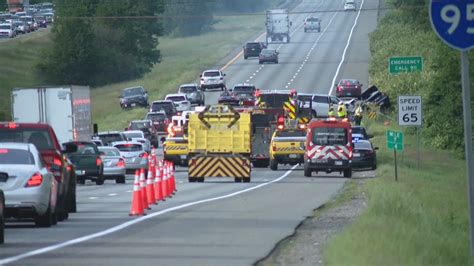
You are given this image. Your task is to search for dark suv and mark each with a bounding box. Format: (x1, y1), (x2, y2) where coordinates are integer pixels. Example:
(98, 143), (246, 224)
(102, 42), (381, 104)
(243, 42), (267, 59)
(97, 131), (127, 146)
(150, 100), (177, 119)
(145, 111), (169, 134)
(119, 86), (149, 109)
(0, 122), (77, 221)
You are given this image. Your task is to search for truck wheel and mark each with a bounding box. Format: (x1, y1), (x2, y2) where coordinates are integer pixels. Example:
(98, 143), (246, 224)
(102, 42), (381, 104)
(188, 177), (196, 183)
(312, 110), (317, 118)
(287, 35), (290, 43)
(234, 177), (242, 183)
(243, 177), (251, 183)
(343, 169), (352, 178)
(0, 192), (4, 244)
(68, 190), (77, 213)
(304, 166), (311, 177)
(77, 177), (85, 185)
(96, 174), (104, 185)
(35, 201), (53, 228)
(116, 176), (126, 184)
(197, 177), (204, 183)
(270, 159), (278, 171)
(244, 55), (248, 59)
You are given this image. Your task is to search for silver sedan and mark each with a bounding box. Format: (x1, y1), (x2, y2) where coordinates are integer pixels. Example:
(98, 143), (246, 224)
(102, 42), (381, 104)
(113, 141), (148, 175)
(0, 143), (58, 227)
(98, 146), (126, 184)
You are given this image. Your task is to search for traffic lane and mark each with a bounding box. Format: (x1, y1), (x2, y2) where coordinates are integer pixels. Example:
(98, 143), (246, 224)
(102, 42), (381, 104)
(290, 10), (359, 94)
(0, 167), (292, 261)
(12, 166), (347, 266)
(220, 0), (332, 92)
(246, 0), (348, 92)
(334, 0), (379, 91)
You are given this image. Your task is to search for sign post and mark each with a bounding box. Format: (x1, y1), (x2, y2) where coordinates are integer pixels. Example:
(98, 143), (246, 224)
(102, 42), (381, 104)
(430, 0), (474, 255)
(398, 95), (423, 167)
(386, 130), (404, 181)
(389, 56), (423, 74)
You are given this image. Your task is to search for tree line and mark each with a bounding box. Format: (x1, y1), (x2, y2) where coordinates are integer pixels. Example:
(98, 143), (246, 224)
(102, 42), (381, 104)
(37, 0), (285, 86)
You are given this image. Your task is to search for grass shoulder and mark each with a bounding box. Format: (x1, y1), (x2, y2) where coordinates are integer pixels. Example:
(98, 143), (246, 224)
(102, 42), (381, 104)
(323, 118), (472, 265)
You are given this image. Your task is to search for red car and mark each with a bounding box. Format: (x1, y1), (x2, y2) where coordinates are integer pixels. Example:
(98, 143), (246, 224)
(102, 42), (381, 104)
(0, 122), (78, 221)
(335, 79), (363, 98)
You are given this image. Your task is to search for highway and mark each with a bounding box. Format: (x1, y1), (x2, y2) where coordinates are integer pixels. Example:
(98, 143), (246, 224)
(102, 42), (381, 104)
(0, 0), (379, 264)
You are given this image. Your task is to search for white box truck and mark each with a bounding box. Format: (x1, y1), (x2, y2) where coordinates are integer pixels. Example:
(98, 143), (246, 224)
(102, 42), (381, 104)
(266, 9), (291, 43)
(11, 86), (92, 145)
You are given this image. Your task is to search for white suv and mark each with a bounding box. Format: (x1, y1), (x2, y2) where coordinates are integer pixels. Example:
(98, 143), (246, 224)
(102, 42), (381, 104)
(0, 23), (15, 38)
(165, 93), (191, 112)
(199, 70), (226, 91)
(298, 93), (342, 118)
(344, 0), (356, 11)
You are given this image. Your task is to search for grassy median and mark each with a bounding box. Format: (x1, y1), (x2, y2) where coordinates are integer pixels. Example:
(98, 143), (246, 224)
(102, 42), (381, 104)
(92, 15), (264, 131)
(0, 15), (264, 128)
(323, 117), (472, 265)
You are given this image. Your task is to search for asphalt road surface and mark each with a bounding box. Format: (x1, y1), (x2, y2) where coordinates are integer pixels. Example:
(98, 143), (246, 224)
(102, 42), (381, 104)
(1, 0), (379, 264)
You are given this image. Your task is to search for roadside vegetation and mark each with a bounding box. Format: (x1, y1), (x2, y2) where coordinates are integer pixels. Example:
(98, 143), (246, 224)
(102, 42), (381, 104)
(369, 0), (474, 152)
(324, 118), (472, 265)
(323, 0), (474, 263)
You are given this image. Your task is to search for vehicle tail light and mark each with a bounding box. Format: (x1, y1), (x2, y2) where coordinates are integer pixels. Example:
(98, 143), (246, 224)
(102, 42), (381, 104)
(272, 144), (276, 152)
(117, 158), (125, 168)
(6, 122), (17, 129)
(139, 152), (148, 158)
(96, 156), (102, 166)
(337, 86), (342, 92)
(26, 172), (42, 187)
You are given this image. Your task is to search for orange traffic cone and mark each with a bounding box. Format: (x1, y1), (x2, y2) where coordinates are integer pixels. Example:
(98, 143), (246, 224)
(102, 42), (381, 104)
(129, 170), (144, 216)
(167, 161), (174, 196)
(154, 159), (164, 201)
(162, 160), (169, 198)
(170, 161), (177, 193)
(146, 163), (156, 205)
(139, 168), (150, 210)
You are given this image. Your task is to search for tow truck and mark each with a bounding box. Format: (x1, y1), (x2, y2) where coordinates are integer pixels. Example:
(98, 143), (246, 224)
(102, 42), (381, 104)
(269, 116), (307, 170)
(304, 117), (353, 178)
(187, 105), (251, 183)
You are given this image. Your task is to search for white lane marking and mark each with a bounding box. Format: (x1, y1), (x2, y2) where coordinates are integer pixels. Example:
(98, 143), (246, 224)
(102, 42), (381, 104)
(0, 166), (298, 265)
(126, 190), (132, 193)
(88, 197), (98, 200)
(328, 0), (365, 95)
(108, 193), (117, 196)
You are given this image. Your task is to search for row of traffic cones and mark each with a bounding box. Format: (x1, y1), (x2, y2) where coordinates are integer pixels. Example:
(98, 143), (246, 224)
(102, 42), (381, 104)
(129, 148), (177, 216)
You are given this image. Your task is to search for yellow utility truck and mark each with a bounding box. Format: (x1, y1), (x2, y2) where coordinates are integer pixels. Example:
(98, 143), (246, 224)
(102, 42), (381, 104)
(187, 105), (252, 183)
(269, 116), (307, 170)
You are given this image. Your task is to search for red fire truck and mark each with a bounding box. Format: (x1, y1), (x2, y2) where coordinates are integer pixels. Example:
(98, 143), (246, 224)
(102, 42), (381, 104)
(304, 118), (353, 178)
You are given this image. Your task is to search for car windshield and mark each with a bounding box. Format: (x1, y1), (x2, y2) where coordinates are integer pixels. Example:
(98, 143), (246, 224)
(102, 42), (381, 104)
(129, 122), (149, 130)
(306, 17), (319, 22)
(151, 103), (172, 113)
(354, 141), (372, 150)
(122, 87), (143, 97)
(0, 25), (10, 29)
(261, 49), (275, 55)
(98, 147), (120, 156)
(275, 130), (306, 137)
(352, 127), (367, 136)
(0, 148), (35, 165)
(203, 71), (220, 77)
(71, 143), (98, 155)
(114, 144), (143, 152)
(179, 86), (197, 93)
(340, 79), (358, 85)
(0, 128), (55, 150)
(312, 127), (348, 145)
(246, 43), (260, 48)
(123, 132), (143, 138)
(146, 113), (166, 121)
(167, 96), (186, 102)
(233, 86), (254, 93)
(98, 134), (123, 145)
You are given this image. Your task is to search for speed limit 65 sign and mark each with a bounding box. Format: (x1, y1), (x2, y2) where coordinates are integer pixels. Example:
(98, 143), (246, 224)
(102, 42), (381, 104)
(398, 96), (422, 126)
